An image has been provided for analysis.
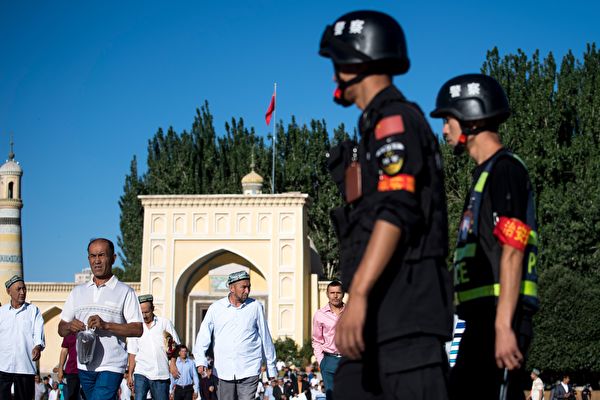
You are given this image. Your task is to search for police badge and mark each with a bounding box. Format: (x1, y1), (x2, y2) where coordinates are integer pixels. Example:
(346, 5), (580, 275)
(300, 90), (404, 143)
(376, 141), (405, 176)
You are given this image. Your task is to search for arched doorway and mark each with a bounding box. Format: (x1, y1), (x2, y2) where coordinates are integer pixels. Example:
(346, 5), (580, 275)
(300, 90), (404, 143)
(173, 249), (268, 347)
(41, 306), (63, 374)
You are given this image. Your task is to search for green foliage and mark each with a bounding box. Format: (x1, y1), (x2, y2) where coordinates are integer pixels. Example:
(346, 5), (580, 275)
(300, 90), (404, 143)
(273, 117), (345, 278)
(117, 156), (145, 281)
(118, 102), (348, 281)
(274, 337), (300, 364)
(273, 337), (314, 368)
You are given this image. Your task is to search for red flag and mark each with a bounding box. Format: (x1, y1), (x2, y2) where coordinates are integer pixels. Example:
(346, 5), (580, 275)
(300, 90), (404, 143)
(265, 92), (276, 125)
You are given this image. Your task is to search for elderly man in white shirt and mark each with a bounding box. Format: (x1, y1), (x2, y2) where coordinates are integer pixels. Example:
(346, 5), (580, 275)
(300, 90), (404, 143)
(127, 294), (180, 400)
(528, 368), (544, 400)
(193, 270), (277, 400)
(58, 238), (143, 400)
(0, 275), (45, 400)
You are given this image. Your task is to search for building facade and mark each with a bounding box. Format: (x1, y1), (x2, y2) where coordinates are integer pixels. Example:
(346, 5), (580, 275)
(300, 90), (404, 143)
(14, 163), (331, 374)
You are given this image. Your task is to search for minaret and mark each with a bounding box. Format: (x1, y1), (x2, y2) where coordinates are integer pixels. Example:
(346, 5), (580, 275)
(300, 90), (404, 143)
(0, 138), (24, 305)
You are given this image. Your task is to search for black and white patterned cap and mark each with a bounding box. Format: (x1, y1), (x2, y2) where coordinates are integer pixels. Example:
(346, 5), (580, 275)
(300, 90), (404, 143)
(227, 271), (250, 286)
(5, 274), (24, 289)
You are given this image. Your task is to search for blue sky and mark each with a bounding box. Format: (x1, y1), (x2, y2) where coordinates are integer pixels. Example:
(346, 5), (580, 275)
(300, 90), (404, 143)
(1, 1), (598, 282)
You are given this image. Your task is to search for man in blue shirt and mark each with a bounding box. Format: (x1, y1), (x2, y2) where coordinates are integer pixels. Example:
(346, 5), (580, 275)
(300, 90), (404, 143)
(170, 345), (198, 400)
(193, 271), (277, 400)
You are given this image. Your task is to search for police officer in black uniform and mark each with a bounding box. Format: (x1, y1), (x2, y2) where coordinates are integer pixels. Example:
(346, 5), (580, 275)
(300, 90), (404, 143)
(431, 74), (539, 400)
(319, 10), (453, 399)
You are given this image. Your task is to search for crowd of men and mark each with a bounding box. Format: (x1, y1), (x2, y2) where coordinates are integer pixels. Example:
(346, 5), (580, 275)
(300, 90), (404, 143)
(3, 7), (596, 400)
(0, 237), (320, 400)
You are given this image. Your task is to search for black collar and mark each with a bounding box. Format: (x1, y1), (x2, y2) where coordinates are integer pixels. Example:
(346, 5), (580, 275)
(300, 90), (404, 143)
(360, 85), (407, 135)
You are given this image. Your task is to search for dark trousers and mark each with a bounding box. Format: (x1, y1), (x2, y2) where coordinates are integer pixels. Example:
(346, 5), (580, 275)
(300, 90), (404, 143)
(333, 336), (449, 400)
(449, 316), (531, 400)
(218, 375), (258, 400)
(174, 384), (194, 400)
(65, 373), (82, 400)
(0, 371), (34, 400)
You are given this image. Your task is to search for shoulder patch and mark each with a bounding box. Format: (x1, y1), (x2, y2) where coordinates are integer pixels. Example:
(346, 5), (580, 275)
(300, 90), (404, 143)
(378, 174), (415, 193)
(375, 115), (405, 140)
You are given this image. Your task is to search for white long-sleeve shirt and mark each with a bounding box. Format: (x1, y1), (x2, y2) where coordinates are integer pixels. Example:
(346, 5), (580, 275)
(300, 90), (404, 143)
(193, 296), (277, 380)
(0, 302), (45, 374)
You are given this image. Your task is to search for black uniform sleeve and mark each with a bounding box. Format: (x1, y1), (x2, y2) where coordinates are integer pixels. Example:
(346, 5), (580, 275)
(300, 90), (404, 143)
(488, 156), (534, 250)
(370, 106), (424, 240)
(488, 156), (529, 222)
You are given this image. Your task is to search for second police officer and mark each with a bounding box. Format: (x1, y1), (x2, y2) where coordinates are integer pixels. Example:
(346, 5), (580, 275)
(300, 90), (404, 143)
(319, 10), (453, 399)
(430, 74), (539, 400)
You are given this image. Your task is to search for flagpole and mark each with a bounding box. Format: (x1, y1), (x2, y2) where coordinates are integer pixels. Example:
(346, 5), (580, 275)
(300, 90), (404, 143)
(271, 82), (277, 194)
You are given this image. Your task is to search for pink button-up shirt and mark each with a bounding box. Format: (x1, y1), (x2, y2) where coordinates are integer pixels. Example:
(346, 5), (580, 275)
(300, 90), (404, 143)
(312, 303), (344, 364)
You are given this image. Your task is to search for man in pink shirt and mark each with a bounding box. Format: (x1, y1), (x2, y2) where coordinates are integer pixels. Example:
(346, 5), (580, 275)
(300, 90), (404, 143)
(312, 281), (344, 400)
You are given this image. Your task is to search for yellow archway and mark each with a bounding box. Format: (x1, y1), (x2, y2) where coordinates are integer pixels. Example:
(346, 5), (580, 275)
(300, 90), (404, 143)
(41, 306), (63, 375)
(173, 249), (268, 346)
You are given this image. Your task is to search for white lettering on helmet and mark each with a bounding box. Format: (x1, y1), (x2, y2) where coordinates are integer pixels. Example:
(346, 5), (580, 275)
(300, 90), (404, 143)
(334, 21), (346, 36)
(349, 20), (365, 34)
(467, 83), (481, 95)
(450, 85), (462, 98)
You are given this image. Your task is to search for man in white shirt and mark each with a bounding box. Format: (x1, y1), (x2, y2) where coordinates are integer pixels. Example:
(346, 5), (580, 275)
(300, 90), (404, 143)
(127, 294), (180, 400)
(528, 368), (544, 400)
(34, 375), (47, 400)
(58, 238), (143, 400)
(0, 275), (45, 400)
(193, 270), (277, 400)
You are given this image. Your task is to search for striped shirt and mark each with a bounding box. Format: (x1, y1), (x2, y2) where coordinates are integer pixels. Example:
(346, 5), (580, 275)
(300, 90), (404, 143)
(312, 303), (344, 364)
(60, 275), (143, 373)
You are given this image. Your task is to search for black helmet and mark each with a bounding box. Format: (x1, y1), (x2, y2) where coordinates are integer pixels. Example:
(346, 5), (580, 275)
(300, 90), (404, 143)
(319, 10), (410, 75)
(430, 73), (510, 123)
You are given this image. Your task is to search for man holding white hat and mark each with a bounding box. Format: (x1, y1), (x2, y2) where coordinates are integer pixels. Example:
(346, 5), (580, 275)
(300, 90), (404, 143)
(193, 270), (277, 400)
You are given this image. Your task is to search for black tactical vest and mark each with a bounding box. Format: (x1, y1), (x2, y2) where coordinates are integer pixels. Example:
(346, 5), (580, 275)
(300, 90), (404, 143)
(454, 150), (539, 319)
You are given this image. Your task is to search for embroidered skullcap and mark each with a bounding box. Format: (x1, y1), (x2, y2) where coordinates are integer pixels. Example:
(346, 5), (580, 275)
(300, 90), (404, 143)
(227, 271), (250, 286)
(5, 275), (24, 289)
(138, 294), (154, 304)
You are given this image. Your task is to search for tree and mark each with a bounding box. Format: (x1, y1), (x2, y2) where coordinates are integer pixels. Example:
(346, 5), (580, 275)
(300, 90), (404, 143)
(118, 102), (350, 284)
(117, 156), (145, 281)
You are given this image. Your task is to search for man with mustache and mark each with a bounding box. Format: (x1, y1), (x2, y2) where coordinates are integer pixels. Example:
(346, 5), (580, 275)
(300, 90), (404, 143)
(58, 238), (143, 400)
(193, 270), (277, 400)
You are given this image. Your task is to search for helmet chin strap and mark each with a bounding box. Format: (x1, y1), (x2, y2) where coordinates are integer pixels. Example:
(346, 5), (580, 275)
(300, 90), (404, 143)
(333, 70), (368, 107)
(453, 124), (487, 156)
(453, 133), (467, 156)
